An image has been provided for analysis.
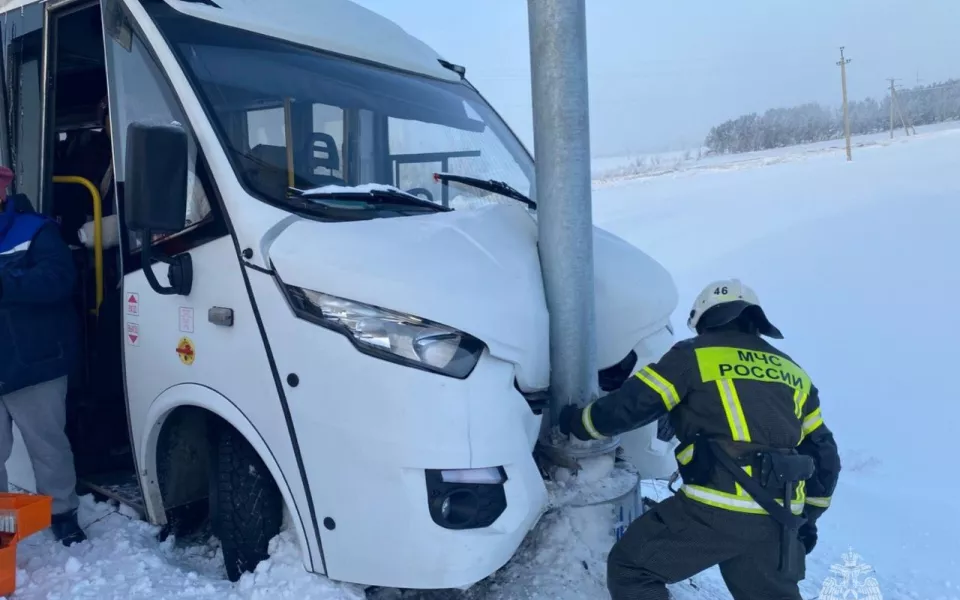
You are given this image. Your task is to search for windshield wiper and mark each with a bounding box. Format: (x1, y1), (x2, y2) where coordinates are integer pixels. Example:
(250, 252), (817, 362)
(433, 173), (537, 210)
(288, 186), (452, 212)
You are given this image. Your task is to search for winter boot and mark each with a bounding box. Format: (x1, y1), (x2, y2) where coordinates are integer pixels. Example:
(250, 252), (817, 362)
(51, 509), (87, 546)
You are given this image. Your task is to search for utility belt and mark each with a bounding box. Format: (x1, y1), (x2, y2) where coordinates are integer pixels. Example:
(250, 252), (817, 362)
(675, 435), (815, 576)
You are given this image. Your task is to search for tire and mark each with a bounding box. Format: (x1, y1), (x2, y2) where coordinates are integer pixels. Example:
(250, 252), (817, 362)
(209, 423), (284, 582)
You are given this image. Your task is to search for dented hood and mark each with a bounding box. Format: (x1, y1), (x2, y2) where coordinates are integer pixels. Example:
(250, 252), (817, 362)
(265, 203), (678, 390)
(266, 204), (552, 389)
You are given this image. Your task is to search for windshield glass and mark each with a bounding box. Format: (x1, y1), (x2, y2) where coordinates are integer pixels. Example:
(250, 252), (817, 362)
(148, 7), (534, 215)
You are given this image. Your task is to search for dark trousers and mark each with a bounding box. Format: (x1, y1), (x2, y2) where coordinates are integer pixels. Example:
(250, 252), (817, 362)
(607, 494), (804, 600)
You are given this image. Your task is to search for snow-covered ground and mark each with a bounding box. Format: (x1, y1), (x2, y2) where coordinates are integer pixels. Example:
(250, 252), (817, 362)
(10, 125), (960, 599)
(592, 123), (960, 600)
(591, 119), (960, 186)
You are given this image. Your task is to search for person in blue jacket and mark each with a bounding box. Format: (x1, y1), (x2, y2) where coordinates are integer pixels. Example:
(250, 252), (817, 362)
(0, 166), (85, 546)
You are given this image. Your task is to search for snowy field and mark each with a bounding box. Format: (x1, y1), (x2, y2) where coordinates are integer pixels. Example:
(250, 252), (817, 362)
(10, 125), (960, 599)
(591, 120), (960, 186)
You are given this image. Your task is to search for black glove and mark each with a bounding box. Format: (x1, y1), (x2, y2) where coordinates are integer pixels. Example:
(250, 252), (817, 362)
(798, 522), (817, 555)
(558, 404), (594, 441)
(656, 413), (676, 442)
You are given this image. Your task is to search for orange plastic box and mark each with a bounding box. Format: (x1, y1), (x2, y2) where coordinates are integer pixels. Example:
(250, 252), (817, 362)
(0, 494), (52, 543)
(0, 538), (15, 597)
(0, 493), (53, 597)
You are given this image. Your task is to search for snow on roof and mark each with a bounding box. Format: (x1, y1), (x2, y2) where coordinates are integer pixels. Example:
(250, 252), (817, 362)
(0, 0), (461, 82)
(0, 0), (35, 12)
(165, 0), (460, 82)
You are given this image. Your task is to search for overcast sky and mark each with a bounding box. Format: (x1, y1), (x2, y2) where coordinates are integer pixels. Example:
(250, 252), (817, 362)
(351, 0), (960, 158)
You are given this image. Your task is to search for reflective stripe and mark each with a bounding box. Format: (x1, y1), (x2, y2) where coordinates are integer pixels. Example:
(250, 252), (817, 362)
(793, 389), (809, 420)
(802, 407), (824, 436)
(635, 366), (680, 411)
(794, 389), (812, 444)
(806, 496), (831, 508)
(681, 484), (805, 515)
(581, 402), (607, 440)
(716, 379), (751, 442)
(676, 443), (694, 465)
(735, 464), (753, 497)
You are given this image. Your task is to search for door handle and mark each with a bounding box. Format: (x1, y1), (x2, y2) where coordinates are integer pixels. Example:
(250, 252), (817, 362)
(208, 307), (234, 327)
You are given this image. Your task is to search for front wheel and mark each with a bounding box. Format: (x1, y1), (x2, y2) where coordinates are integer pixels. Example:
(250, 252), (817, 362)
(209, 424), (284, 581)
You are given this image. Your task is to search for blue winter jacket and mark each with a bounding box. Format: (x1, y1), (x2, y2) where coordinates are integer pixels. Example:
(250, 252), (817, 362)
(0, 199), (79, 395)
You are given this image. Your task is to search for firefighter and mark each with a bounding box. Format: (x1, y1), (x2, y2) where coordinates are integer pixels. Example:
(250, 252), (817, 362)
(559, 279), (841, 600)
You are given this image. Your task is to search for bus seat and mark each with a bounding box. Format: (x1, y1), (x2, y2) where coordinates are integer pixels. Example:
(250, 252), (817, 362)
(241, 143), (344, 198)
(311, 132), (340, 173)
(250, 143), (288, 170)
(239, 144), (292, 199)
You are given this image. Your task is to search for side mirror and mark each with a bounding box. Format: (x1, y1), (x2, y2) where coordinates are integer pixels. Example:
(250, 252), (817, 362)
(124, 121), (188, 232)
(124, 121), (193, 296)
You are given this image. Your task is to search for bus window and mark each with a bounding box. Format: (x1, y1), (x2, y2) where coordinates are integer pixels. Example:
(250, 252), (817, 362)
(3, 4), (43, 206)
(104, 14), (212, 251)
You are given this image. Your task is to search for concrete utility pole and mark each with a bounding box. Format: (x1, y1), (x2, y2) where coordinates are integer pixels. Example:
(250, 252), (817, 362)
(888, 78), (898, 138)
(837, 47), (853, 161)
(527, 0), (599, 434)
(895, 85), (916, 135)
(888, 79), (914, 137)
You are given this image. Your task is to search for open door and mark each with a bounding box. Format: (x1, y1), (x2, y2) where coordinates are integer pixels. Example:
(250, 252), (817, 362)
(37, 0), (137, 509)
(103, 0), (232, 526)
(2, 0), (46, 494)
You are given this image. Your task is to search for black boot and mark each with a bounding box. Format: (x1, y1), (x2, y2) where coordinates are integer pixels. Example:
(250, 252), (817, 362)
(50, 510), (87, 547)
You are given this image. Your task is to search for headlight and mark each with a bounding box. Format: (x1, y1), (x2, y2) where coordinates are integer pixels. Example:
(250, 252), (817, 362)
(284, 286), (486, 379)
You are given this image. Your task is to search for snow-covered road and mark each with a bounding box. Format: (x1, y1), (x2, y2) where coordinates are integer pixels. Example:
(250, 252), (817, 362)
(11, 126), (960, 599)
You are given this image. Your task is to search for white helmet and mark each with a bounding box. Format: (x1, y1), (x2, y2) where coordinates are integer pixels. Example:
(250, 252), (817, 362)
(687, 278), (783, 339)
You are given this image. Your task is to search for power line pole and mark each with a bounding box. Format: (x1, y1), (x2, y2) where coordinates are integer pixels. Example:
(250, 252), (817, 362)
(837, 47), (853, 161)
(889, 81), (915, 136)
(897, 85), (917, 135)
(888, 78), (899, 138)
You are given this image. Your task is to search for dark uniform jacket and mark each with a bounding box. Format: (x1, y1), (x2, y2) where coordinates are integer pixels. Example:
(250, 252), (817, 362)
(584, 330), (840, 522)
(0, 201), (79, 395)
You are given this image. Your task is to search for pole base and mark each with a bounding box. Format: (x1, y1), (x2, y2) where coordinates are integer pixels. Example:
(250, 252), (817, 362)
(539, 429), (621, 460)
(535, 433), (621, 473)
(546, 460), (640, 509)
(545, 459), (643, 542)
(536, 432), (637, 511)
